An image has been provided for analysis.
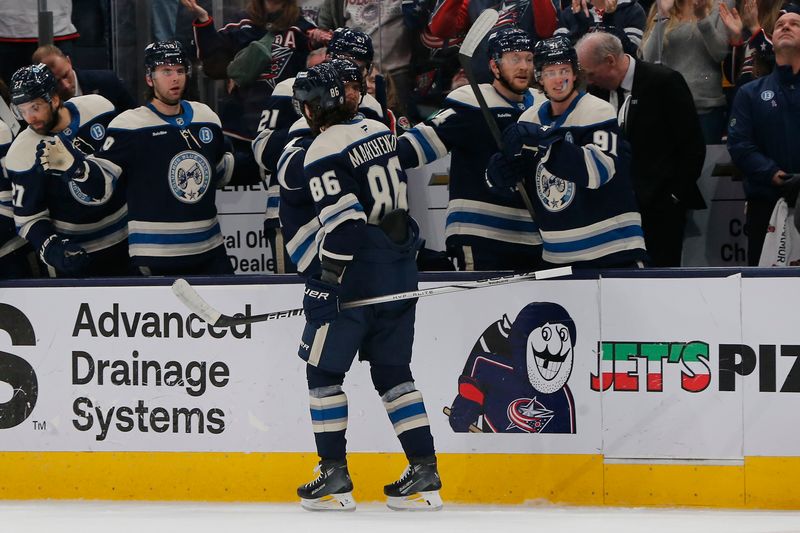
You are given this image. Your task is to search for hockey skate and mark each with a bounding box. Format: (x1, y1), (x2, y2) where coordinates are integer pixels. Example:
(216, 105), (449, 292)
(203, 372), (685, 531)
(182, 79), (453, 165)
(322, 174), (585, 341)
(384, 455), (443, 511)
(297, 459), (356, 511)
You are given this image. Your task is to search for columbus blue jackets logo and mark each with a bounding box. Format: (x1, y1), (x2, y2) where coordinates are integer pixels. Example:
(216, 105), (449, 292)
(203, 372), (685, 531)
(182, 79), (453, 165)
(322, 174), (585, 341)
(446, 302), (577, 433)
(168, 151), (211, 203)
(535, 165), (575, 212)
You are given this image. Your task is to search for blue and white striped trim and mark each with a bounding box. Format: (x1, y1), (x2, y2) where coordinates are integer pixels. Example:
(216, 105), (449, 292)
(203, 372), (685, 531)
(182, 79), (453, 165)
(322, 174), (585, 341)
(16, 209), (50, 240)
(540, 212), (645, 264)
(53, 204), (129, 253)
(286, 217), (321, 273)
(402, 124), (448, 167)
(582, 144), (616, 189)
(310, 392), (348, 434)
(626, 27), (643, 47)
(445, 199), (542, 246)
(264, 184), (280, 222)
(0, 189), (13, 219)
(128, 217), (223, 258)
(383, 390), (430, 436)
(318, 193), (366, 233)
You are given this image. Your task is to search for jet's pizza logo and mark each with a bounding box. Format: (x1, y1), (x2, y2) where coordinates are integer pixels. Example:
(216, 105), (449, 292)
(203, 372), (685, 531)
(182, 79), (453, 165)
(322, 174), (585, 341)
(446, 302), (577, 434)
(0, 304), (38, 429)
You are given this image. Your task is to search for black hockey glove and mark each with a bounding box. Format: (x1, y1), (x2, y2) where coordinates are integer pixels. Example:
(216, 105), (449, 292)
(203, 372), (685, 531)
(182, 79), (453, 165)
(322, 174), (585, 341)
(36, 133), (87, 183)
(448, 376), (484, 432)
(501, 122), (553, 161)
(40, 235), (90, 276)
(485, 153), (527, 197)
(303, 276), (341, 328)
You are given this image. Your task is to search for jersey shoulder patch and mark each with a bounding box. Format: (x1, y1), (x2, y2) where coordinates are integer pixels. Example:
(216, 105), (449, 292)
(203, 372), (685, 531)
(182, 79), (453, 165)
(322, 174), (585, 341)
(188, 101), (222, 127)
(71, 94), (115, 125)
(561, 93), (617, 128)
(446, 83), (513, 110)
(5, 128), (44, 173)
(271, 77), (296, 98)
(305, 118), (392, 166)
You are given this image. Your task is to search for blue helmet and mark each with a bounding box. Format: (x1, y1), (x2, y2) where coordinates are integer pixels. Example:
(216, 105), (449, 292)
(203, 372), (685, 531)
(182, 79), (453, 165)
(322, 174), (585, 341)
(144, 40), (192, 76)
(10, 64), (58, 106)
(327, 28), (374, 66)
(327, 58), (365, 95)
(533, 36), (578, 82)
(292, 62), (346, 117)
(487, 27), (533, 63)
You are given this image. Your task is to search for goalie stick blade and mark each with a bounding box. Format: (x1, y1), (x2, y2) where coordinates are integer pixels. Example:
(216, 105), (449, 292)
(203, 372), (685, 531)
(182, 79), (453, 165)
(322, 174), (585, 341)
(459, 8), (499, 59)
(171, 278), (222, 325)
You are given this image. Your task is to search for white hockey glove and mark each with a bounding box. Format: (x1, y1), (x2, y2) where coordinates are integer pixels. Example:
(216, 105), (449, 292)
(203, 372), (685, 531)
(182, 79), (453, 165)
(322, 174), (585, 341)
(36, 133), (87, 183)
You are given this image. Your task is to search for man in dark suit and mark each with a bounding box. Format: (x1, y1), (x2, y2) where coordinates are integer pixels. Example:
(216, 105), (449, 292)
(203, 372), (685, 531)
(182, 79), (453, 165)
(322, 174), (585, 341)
(32, 44), (136, 112)
(576, 31), (706, 267)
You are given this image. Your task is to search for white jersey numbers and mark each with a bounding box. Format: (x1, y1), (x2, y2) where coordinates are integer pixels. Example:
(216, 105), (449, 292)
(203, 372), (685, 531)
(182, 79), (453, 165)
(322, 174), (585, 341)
(366, 156), (407, 222)
(309, 170), (342, 201)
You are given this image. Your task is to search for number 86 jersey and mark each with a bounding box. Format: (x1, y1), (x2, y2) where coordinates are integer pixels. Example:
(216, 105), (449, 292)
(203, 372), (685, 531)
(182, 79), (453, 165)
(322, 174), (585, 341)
(304, 117), (408, 263)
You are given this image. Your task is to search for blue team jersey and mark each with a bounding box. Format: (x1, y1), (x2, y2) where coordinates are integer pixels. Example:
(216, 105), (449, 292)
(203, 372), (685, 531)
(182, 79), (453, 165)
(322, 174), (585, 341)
(5, 95), (127, 256)
(304, 117), (407, 263)
(85, 100), (232, 269)
(519, 91), (647, 267)
(398, 83), (543, 251)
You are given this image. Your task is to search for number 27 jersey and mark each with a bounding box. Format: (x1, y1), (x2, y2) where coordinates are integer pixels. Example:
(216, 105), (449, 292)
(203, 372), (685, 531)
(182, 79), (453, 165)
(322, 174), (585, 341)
(304, 117), (408, 263)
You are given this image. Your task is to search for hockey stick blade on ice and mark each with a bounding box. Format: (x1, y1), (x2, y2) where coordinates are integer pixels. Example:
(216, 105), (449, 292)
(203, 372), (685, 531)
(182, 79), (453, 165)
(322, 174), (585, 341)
(457, 9), (537, 221)
(172, 266), (572, 328)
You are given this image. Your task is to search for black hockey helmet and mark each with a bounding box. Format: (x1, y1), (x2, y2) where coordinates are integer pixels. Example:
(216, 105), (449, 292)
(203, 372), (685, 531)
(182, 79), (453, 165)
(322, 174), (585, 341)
(292, 62), (346, 117)
(487, 27), (533, 63)
(327, 58), (366, 95)
(533, 36), (578, 82)
(144, 40), (192, 76)
(10, 63), (58, 106)
(327, 28), (374, 67)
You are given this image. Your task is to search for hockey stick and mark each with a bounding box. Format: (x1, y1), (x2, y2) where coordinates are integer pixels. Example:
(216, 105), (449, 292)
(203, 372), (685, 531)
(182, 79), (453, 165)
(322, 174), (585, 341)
(457, 9), (538, 221)
(443, 406), (483, 433)
(171, 265), (572, 328)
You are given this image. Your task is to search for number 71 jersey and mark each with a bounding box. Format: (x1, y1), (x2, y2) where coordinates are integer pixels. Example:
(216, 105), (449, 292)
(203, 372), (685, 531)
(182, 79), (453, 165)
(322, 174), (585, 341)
(303, 117), (408, 262)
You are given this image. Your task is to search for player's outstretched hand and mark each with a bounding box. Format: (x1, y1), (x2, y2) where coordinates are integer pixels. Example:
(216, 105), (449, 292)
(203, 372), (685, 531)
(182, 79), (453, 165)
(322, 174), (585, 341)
(40, 235), (90, 276)
(36, 134), (86, 183)
(485, 152), (527, 196)
(303, 277), (341, 328)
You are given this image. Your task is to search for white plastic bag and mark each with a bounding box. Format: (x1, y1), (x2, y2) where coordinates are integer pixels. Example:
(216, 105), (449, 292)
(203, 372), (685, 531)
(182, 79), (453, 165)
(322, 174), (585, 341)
(758, 198), (800, 266)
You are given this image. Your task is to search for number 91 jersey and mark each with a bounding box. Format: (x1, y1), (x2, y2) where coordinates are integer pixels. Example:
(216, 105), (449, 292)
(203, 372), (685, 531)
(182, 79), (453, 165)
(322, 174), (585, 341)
(304, 117), (408, 263)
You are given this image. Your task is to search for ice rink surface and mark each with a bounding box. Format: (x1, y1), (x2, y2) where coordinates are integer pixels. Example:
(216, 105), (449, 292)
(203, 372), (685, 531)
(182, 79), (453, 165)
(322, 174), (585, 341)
(2, 501), (800, 533)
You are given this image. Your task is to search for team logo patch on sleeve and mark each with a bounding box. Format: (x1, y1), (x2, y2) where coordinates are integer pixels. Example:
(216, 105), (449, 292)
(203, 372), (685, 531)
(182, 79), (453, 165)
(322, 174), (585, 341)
(169, 151), (212, 203)
(90, 124), (106, 140)
(535, 165), (575, 212)
(199, 127), (213, 143)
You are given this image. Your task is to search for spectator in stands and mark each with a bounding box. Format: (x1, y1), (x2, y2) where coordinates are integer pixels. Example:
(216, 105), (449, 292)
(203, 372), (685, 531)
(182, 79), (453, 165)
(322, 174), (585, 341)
(32, 45), (136, 112)
(317, 0), (416, 119)
(554, 0), (647, 56)
(723, 0), (785, 88)
(641, 0), (735, 143)
(577, 31), (706, 267)
(0, 0), (79, 86)
(181, 0), (330, 193)
(425, 0), (561, 84)
(727, 1), (800, 265)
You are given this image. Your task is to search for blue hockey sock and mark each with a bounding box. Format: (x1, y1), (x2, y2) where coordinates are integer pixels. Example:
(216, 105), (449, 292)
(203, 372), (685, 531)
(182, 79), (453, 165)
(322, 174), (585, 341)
(382, 382), (435, 459)
(309, 385), (348, 461)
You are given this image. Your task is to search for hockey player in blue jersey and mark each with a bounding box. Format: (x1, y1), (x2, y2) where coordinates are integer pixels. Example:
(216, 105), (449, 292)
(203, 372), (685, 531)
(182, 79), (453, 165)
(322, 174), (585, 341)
(447, 302), (577, 433)
(291, 63), (442, 512)
(397, 27), (544, 271)
(40, 41), (235, 276)
(486, 36), (647, 267)
(275, 58), (368, 277)
(252, 28), (384, 273)
(0, 116), (38, 278)
(6, 64), (128, 277)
